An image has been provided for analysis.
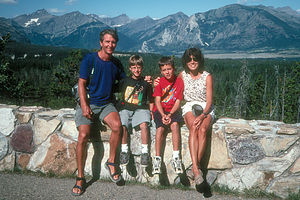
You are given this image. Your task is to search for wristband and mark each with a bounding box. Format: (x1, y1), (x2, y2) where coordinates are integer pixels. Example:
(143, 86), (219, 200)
(203, 111), (209, 116)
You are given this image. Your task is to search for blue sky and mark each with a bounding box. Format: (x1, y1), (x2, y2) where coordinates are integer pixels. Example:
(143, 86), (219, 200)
(0, 0), (299, 19)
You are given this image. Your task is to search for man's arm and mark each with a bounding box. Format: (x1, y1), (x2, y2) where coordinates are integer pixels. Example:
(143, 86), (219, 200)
(78, 78), (93, 119)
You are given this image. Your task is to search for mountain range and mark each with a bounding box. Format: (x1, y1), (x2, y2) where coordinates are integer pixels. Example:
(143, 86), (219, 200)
(1, 4), (300, 55)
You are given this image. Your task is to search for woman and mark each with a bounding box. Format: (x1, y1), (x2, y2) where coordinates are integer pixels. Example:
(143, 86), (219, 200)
(178, 47), (215, 186)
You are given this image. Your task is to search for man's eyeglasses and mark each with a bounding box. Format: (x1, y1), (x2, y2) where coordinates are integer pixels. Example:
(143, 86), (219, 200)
(130, 66), (142, 70)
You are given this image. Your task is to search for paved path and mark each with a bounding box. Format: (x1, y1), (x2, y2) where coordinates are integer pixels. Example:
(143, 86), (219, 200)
(0, 173), (268, 200)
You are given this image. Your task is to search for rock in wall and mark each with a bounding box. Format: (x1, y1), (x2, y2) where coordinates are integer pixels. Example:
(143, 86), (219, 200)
(0, 104), (299, 198)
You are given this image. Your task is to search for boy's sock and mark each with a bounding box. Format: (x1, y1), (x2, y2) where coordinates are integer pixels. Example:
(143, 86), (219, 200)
(141, 144), (148, 154)
(172, 150), (180, 159)
(121, 143), (128, 153)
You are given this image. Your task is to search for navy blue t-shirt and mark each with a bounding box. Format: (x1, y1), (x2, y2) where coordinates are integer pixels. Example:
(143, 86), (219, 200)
(79, 52), (126, 106)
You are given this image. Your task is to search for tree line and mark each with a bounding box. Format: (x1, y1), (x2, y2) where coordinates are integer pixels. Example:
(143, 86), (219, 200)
(1, 34), (299, 123)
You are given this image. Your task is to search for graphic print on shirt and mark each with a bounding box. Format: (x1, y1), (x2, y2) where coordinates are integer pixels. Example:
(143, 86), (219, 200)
(124, 85), (144, 105)
(162, 85), (177, 104)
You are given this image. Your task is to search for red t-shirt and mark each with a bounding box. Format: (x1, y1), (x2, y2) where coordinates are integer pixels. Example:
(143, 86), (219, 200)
(153, 76), (184, 112)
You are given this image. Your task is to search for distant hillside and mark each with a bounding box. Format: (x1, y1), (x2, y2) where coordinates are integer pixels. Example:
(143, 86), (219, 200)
(1, 4), (300, 55)
(4, 41), (89, 61)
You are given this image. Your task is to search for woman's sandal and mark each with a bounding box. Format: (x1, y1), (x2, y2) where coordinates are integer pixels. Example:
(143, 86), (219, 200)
(186, 169), (195, 180)
(105, 160), (122, 183)
(71, 177), (86, 196)
(194, 169), (204, 186)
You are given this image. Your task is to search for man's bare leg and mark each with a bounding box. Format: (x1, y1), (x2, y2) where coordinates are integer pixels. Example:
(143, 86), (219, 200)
(72, 124), (90, 194)
(103, 111), (122, 180)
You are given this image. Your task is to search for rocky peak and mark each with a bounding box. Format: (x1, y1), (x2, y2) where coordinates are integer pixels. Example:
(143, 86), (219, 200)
(32, 9), (51, 17)
(12, 8), (54, 27)
(277, 6), (300, 16)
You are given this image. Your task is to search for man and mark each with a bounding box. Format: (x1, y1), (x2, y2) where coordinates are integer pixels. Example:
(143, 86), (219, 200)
(72, 29), (126, 196)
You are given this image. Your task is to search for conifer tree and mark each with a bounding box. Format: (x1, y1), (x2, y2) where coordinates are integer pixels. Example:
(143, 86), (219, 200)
(248, 74), (264, 119)
(283, 62), (300, 123)
(234, 61), (250, 118)
(49, 50), (83, 108)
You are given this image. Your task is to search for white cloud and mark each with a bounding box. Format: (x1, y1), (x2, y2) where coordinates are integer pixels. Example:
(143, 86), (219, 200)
(0, 0), (17, 4)
(237, 0), (263, 5)
(237, 0), (247, 4)
(48, 8), (65, 14)
(297, 9), (300, 13)
(65, 0), (77, 5)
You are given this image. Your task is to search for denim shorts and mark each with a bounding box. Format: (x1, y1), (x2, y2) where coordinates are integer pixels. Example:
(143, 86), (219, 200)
(119, 109), (151, 129)
(153, 110), (184, 129)
(75, 103), (118, 127)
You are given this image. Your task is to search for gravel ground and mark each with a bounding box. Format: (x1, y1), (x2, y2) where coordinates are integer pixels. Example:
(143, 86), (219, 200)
(0, 173), (270, 200)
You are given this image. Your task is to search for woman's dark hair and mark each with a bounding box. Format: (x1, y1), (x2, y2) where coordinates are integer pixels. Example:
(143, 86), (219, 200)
(100, 29), (119, 42)
(182, 47), (204, 73)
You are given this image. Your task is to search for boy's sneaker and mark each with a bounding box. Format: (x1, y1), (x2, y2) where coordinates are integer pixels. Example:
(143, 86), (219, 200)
(140, 153), (149, 167)
(120, 152), (129, 166)
(171, 157), (183, 174)
(152, 156), (162, 174)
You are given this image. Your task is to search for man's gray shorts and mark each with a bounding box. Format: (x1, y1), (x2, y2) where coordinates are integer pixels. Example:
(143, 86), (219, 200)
(119, 109), (151, 129)
(75, 103), (118, 127)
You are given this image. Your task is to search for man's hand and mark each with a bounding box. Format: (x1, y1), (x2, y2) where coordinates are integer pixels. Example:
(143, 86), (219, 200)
(82, 104), (93, 120)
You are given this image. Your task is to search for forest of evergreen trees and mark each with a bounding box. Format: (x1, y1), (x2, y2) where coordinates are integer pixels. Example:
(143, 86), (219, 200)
(1, 34), (299, 123)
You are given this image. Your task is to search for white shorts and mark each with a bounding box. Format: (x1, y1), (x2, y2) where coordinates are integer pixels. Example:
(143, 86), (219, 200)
(182, 101), (215, 122)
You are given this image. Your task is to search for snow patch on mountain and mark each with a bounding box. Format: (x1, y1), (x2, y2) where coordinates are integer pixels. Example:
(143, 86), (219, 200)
(112, 24), (123, 27)
(24, 18), (40, 27)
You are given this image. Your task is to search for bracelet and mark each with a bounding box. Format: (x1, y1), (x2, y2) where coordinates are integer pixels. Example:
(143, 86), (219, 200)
(203, 111), (209, 116)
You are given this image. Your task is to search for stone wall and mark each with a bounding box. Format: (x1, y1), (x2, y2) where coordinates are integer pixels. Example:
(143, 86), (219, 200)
(0, 104), (299, 198)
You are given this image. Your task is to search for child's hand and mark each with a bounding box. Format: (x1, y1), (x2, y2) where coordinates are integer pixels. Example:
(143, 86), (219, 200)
(166, 114), (172, 125)
(150, 111), (154, 120)
(144, 76), (152, 85)
(154, 77), (160, 87)
(162, 114), (171, 125)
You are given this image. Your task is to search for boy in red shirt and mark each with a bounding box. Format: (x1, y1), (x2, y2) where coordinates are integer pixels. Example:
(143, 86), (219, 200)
(152, 56), (184, 174)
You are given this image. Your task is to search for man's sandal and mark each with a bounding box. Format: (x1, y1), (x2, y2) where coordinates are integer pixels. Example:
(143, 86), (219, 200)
(105, 160), (122, 183)
(71, 177), (86, 196)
